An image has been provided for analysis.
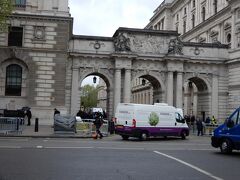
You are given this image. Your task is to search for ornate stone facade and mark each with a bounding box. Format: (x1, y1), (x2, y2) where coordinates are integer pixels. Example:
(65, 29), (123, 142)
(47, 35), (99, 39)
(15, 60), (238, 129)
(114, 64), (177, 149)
(0, 0), (238, 124)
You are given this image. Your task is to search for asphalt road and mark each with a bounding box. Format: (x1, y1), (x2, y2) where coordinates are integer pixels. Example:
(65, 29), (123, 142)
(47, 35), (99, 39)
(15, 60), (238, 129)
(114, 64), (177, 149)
(0, 135), (239, 180)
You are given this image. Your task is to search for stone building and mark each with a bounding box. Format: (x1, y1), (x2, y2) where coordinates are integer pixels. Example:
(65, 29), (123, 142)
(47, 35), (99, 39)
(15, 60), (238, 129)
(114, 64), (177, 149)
(0, 0), (72, 124)
(140, 0), (240, 120)
(1, 0), (240, 124)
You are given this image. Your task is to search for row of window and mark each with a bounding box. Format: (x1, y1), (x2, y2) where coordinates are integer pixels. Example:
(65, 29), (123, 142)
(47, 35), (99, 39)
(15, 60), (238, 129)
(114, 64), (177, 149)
(14, 0), (26, 7)
(175, 0), (220, 34)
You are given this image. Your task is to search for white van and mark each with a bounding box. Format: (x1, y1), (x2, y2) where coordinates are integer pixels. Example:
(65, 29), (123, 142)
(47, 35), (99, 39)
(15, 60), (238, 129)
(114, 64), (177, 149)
(115, 103), (189, 140)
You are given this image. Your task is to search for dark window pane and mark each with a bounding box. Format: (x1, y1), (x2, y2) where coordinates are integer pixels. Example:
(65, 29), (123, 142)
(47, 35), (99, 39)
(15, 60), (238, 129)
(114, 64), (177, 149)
(5, 64), (22, 96)
(8, 27), (23, 47)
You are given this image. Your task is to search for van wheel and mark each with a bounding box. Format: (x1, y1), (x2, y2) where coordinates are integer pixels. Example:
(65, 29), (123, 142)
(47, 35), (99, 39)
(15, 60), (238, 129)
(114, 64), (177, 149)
(121, 135), (129, 140)
(140, 132), (148, 141)
(220, 139), (233, 154)
(181, 131), (186, 140)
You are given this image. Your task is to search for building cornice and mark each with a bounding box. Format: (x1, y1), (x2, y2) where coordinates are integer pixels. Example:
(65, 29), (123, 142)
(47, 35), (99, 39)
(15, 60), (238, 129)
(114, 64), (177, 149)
(113, 27), (179, 37)
(10, 13), (73, 22)
(71, 35), (112, 41)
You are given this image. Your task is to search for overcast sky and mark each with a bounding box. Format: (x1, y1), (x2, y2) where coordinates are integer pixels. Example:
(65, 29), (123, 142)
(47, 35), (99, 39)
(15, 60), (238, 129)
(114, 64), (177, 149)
(68, 0), (163, 85)
(69, 0), (162, 37)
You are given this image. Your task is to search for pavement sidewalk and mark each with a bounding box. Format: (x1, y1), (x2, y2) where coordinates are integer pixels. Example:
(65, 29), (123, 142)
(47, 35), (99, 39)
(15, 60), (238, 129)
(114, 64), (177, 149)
(0, 125), (94, 138)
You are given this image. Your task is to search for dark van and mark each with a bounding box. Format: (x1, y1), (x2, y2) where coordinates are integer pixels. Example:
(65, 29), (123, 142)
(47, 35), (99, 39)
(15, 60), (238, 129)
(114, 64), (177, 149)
(211, 107), (240, 153)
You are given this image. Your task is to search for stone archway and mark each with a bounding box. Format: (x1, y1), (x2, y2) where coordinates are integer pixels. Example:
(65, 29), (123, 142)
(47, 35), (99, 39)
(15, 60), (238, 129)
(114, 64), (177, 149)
(131, 71), (166, 105)
(79, 71), (113, 119)
(183, 75), (211, 121)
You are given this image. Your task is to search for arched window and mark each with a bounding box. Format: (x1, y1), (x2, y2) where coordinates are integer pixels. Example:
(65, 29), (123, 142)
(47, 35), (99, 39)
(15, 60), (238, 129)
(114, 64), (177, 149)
(201, 7), (206, 22)
(192, 14), (195, 28)
(5, 64), (22, 96)
(227, 33), (232, 44)
(213, 0), (217, 14)
(192, 0), (196, 8)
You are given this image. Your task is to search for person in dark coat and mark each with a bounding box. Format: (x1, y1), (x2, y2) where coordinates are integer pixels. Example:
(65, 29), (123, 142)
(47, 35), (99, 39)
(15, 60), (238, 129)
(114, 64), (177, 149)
(54, 108), (60, 116)
(93, 112), (104, 139)
(196, 118), (204, 136)
(26, 108), (32, 126)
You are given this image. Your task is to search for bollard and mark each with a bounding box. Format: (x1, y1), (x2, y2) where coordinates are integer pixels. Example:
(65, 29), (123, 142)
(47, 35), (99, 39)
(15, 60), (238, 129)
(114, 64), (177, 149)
(35, 118), (39, 132)
(16, 118), (20, 131)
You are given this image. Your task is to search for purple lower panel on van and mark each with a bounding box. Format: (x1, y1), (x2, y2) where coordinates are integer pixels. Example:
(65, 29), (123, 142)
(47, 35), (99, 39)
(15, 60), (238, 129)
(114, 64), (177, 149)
(115, 126), (189, 137)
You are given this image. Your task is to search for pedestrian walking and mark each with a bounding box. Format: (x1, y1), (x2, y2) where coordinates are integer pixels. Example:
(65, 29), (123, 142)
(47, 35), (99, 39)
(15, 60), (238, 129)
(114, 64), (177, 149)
(26, 108), (32, 126)
(196, 118), (204, 136)
(93, 112), (104, 139)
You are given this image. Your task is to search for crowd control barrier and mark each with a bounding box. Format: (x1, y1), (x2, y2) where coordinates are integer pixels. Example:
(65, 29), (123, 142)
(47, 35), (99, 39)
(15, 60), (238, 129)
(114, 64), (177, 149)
(76, 119), (108, 136)
(204, 124), (218, 135)
(0, 117), (23, 135)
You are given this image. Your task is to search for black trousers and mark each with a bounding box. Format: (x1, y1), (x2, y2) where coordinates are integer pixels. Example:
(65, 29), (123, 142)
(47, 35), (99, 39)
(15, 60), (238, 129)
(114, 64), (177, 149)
(96, 127), (103, 138)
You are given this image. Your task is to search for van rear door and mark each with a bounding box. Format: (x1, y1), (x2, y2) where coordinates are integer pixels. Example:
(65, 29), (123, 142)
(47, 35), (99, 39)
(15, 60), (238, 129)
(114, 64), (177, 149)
(115, 104), (134, 127)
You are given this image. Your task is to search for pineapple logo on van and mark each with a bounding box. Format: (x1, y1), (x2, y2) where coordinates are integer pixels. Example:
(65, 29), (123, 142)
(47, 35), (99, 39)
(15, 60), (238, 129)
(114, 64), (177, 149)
(148, 112), (159, 126)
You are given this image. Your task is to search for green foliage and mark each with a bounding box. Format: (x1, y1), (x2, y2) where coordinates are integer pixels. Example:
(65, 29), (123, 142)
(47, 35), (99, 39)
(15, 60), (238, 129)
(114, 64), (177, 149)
(80, 85), (99, 109)
(0, 0), (13, 32)
(148, 112), (159, 126)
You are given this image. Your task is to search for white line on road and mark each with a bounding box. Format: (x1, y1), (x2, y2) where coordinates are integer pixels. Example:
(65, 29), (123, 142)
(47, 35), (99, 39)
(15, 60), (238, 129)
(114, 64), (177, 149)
(45, 146), (94, 149)
(153, 151), (223, 180)
(0, 146), (21, 149)
(97, 147), (145, 150)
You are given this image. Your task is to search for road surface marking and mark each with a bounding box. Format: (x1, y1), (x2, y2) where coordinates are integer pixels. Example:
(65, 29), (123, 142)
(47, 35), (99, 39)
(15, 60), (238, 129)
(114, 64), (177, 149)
(154, 151), (223, 180)
(45, 146), (94, 149)
(97, 147), (145, 150)
(37, 146), (43, 148)
(0, 146), (21, 149)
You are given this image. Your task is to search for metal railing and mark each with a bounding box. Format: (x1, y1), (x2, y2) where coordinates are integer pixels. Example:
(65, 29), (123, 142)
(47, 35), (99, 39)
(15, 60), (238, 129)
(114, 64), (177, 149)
(0, 117), (24, 135)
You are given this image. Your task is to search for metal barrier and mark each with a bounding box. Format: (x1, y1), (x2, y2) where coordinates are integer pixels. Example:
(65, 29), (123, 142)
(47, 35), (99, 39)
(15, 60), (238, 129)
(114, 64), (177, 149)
(0, 117), (23, 135)
(204, 124), (218, 135)
(76, 119), (108, 136)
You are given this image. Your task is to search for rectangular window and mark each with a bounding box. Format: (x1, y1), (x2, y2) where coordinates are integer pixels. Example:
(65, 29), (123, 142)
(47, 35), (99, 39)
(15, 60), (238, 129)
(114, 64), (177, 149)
(8, 27), (23, 47)
(14, 0), (26, 7)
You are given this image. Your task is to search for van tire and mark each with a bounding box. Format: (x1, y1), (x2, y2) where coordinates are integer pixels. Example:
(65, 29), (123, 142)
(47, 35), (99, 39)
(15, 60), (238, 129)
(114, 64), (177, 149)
(121, 135), (129, 140)
(220, 139), (233, 154)
(181, 131), (187, 140)
(140, 132), (148, 141)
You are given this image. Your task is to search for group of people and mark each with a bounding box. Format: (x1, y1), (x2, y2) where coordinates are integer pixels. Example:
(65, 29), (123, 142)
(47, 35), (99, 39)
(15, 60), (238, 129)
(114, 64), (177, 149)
(184, 114), (218, 136)
(76, 109), (107, 119)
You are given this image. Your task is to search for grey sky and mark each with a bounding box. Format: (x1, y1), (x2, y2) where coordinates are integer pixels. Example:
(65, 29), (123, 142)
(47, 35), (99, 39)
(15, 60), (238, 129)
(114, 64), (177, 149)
(69, 0), (162, 37)
(68, 0), (163, 85)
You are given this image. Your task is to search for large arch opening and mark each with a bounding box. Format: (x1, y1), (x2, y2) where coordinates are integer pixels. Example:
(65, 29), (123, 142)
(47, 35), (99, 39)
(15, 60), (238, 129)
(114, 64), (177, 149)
(80, 73), (111, 120)
(183, 76), (209, 121)
(131, 74), (164, 104)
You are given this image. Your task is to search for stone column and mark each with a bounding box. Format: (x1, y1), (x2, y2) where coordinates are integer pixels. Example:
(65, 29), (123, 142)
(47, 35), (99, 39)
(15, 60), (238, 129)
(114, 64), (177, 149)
(176, 72), (183, 108)
(114, 69), (121, 113)
(211, 75), (219, 119)
(124, 69), (131, 103)
(167, 71), (173, 106)
(71, 68), (80, 115)
(231, 8), (236, 49)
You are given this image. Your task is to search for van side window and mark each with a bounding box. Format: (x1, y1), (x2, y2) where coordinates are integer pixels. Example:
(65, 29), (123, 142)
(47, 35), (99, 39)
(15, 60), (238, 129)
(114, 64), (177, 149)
(175, 113), (184, 123)
(228, 110), (239, 127)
